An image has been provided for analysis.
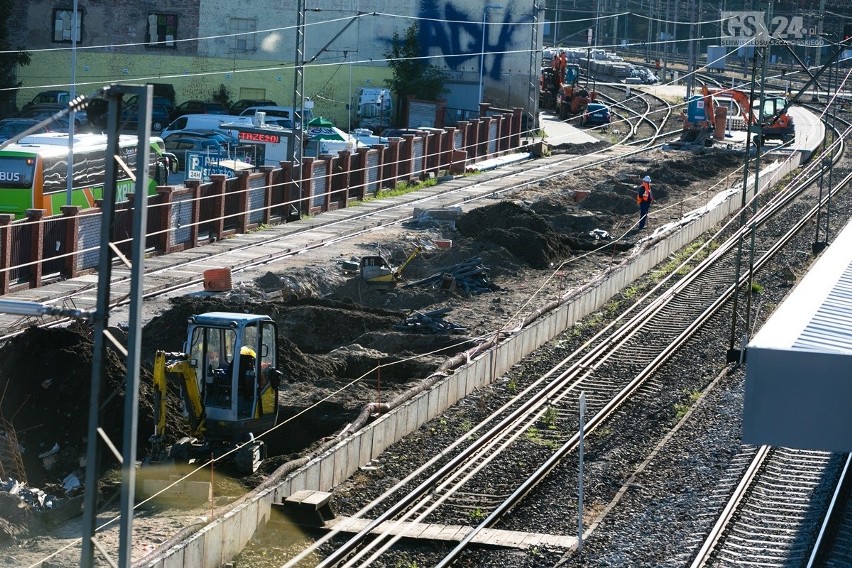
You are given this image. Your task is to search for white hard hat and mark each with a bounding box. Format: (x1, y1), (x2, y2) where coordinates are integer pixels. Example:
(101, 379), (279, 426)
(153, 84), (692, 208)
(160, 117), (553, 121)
(643, 176), (651, 182)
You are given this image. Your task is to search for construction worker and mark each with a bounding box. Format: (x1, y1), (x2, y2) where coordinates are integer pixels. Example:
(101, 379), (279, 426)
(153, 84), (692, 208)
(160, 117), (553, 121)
(636, 175), (653, 230)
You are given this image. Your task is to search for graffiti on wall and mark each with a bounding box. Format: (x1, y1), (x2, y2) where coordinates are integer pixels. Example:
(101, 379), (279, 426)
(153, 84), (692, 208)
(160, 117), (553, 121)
(417, 2), (526, 82)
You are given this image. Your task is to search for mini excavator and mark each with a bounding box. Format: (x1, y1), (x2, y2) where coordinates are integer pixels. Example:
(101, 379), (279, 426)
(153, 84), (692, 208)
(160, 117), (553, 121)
(706, 87), (795, 146)
(671, 84), (718, 148)
(540, 63), (596, 120)
(360, 246), (421, 289)
(149, 312), (283, 474)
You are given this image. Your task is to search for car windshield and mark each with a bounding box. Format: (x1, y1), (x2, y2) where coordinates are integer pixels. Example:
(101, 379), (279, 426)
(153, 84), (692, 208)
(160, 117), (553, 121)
(0, 121), (36, 136)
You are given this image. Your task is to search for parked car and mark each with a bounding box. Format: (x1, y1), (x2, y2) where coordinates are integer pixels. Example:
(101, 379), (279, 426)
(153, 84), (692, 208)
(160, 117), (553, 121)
(581, 102), (611, 127)
(164, 134), (225, 168)
(120, 103), (172, 131)
(238, 105), (313, 128)
(160, 114), (251, 141)
(0, 118), (50, 143)
(162, 130), (235, 147)
(18, 104), (87, 128)
(22, 90), (72, 111)
(85, 97), (109, 128)
(170, 100), (230, 121)
(230, 99), (278, 115)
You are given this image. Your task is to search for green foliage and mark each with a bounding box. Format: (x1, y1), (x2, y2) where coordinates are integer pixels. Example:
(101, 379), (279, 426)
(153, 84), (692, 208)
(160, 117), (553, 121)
(750, 281), (764, 294)
(384, 24), (448, 122)
(650, 239), (710, 282)
(469, 507), (486, 522)
(211, 83), (231, 107)
(394, 554), (419, 568)
(526, 426), (540, 442)
(377, 176), (437, 198)
(506, 377), (518, 395)
(541, 406), (558, 430)
(0, 0), (31, 115)
(674, 389), (703, 420)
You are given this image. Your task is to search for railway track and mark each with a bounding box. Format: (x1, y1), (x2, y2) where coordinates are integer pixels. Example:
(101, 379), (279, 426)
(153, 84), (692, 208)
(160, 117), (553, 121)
(8, 79), (830, 567)
(0, 103), (679, 343)
(682, 105), (852, 566)
(265, 87), (844, 567)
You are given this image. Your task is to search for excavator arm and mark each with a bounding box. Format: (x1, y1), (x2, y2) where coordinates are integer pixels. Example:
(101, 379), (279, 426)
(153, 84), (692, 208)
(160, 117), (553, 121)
(151, 350), (207, 445)
(707, 87), (754, 124)
(392, 246), (422, 281)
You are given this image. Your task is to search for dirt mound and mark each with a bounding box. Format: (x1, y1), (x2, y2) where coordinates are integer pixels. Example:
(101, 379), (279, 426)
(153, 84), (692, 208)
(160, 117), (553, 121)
(0, 325), (171, 488)
(456, 201), (573, 268)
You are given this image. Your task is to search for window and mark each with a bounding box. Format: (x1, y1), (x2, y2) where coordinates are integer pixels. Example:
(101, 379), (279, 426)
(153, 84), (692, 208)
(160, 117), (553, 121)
(53, 9), (82, 43)
(231, 18), (256, 52)
(148, 14), (177, 48)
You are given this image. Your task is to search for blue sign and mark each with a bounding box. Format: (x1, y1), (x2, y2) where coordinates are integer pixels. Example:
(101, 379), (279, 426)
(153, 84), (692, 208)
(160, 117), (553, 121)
(186, 151), (234, 181)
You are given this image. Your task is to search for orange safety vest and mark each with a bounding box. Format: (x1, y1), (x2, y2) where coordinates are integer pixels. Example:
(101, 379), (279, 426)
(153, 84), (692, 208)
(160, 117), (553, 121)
(636, 182), (652, 204)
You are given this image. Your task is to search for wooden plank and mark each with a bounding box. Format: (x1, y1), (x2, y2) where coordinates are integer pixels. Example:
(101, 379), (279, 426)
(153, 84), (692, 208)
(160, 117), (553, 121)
(326, 517), (574, 549)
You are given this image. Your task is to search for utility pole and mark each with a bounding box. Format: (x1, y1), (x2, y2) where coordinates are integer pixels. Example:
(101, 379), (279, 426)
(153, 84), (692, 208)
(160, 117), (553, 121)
(80, 84), (152, 568)
(612, 0), (619, 51)
(289, 0), (306, 219)
(645, 0), (652, 61)
(687, 0), (696, 98)
(814, 0), (826, 68)
(662, 0), (670, 81)
(594, 0), (601, 50)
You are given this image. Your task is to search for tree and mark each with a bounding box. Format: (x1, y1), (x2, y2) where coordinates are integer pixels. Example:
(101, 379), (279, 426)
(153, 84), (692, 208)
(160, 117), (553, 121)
(384, 24), (447, 124)
(0, 0), (31, 117)
(211, 83), (231, 108)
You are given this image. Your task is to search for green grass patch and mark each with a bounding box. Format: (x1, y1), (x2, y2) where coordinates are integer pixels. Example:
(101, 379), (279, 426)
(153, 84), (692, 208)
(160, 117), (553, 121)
(674, 389), (703, 420)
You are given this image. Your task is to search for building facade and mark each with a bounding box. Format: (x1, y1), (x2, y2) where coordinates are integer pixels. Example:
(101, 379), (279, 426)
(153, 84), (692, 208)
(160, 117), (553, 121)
(13, 1), (541, 128)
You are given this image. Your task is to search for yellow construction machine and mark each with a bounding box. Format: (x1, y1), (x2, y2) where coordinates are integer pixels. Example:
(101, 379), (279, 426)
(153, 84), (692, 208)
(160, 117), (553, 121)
(360, 246), (421, 289)
(149, 312), (282, 474)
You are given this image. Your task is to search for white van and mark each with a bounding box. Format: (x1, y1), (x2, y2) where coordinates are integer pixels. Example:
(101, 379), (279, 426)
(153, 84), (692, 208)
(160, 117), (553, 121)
(160, 114), (252, 140)
(238, 104), (314, 128)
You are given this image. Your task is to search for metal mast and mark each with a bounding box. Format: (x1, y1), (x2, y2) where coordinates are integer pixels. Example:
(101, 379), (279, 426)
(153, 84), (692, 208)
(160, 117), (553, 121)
(289, 0), (307, 216)
(528, 0), (543, 135)
(80, 85), (152, 568)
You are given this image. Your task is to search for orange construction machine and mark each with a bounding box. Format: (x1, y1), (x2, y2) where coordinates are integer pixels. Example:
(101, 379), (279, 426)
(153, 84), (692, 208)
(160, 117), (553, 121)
(539, 63), (596, 120)
(671, 84), (719, 148)
(707, 87), (795, 146)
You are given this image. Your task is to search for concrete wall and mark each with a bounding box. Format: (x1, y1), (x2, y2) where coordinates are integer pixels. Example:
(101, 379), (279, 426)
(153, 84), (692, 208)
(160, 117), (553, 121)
(142, 153), (804, 568)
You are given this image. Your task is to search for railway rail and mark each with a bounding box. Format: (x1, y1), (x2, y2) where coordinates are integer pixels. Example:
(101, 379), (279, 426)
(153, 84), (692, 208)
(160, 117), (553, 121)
(684, 106), (852, 567)
(0, 103), (678, 342)
(271, 86), (843, 567)
(6, 81), (832, 568)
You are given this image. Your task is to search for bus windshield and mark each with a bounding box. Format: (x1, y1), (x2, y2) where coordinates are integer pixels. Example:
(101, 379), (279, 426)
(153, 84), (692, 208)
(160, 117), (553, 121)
(0, 156), (36, 188)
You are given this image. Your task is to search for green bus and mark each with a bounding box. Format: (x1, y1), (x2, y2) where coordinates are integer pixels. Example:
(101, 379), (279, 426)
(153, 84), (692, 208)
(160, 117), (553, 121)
(0, 132), (176, 219)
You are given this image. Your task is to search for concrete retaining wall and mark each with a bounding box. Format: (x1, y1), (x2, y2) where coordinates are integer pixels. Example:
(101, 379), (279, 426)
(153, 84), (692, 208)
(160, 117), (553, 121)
(144, 154), (802, 568)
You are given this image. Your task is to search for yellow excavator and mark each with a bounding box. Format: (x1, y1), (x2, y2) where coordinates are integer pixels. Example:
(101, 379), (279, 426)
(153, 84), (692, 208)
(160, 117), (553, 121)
(149, 312), (282, 474)
(360, 246), (421, 289)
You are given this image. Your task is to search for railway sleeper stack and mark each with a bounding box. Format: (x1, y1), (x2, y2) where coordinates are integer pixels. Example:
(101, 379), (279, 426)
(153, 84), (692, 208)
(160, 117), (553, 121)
(404, 257), (496, 295)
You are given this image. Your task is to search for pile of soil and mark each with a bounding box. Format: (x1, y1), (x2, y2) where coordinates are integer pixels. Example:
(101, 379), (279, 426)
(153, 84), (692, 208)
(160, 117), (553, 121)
(0, 324), (163, 488)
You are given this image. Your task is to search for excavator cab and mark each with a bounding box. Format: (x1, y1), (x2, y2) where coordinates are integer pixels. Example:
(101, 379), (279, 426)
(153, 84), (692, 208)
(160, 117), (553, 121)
(564, 64), (580, 87)
(753, 95), (795, 144)
(151, 312), (282, 473)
